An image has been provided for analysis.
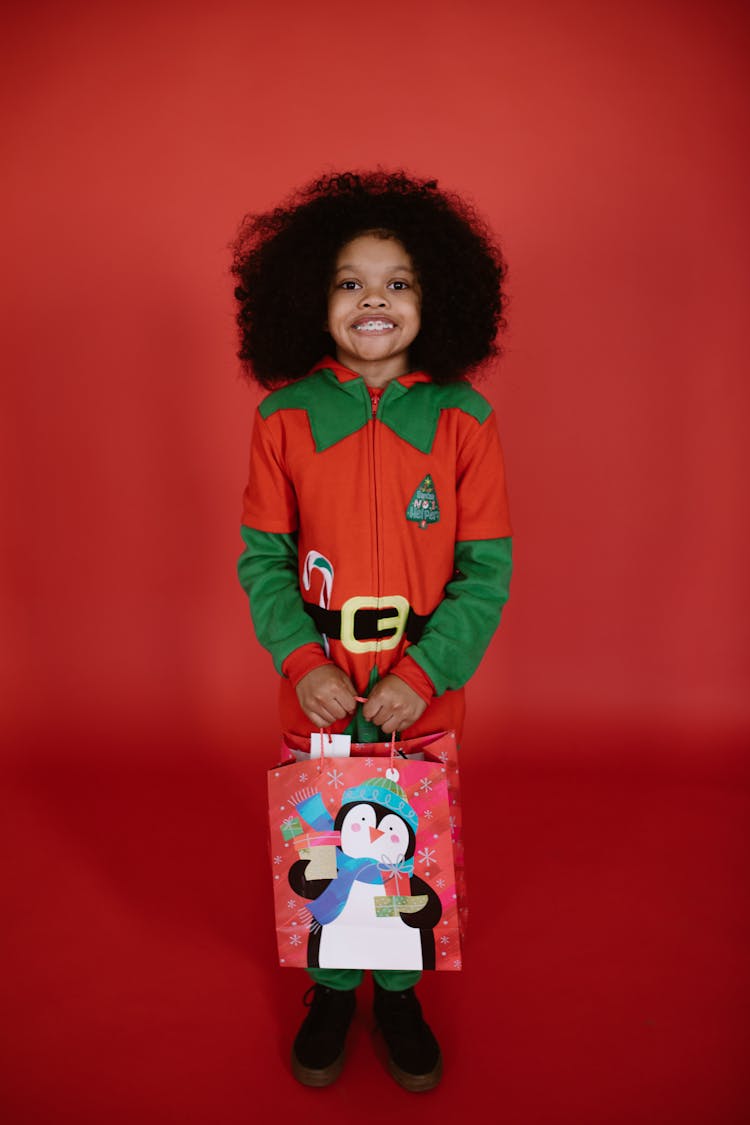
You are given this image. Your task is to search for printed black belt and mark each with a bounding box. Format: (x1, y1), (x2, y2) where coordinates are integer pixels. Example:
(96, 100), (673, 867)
(303, 596), (430, 654)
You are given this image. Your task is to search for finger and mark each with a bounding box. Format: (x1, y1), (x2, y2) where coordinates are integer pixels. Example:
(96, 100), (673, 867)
(317, 696), (348, 722)
(305, 708), (331, 728)
(372, 699), (401, 731)
(361, 696), (384, 723)
(303, 695), (343, 726)
(335, 689), (358, 714)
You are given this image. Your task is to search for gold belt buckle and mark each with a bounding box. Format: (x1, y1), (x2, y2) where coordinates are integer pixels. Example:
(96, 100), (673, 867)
(339, 595), (410, 654)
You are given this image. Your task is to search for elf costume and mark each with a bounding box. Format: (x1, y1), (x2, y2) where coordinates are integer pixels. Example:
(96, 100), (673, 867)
(239, 357), (513, 751)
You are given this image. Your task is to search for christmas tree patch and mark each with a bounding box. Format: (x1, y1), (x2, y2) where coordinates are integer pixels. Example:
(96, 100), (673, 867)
(406, 474), (440, 529)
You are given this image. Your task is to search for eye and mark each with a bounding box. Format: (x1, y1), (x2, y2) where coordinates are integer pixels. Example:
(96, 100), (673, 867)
(339, 279), (361, 290)
(389, 280), (409, 290)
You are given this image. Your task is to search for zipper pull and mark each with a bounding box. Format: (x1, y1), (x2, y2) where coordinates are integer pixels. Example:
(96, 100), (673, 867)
(368, 387), (383, 417)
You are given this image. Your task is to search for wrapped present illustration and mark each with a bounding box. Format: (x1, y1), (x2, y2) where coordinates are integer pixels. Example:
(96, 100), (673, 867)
(280, 816), (303, 841)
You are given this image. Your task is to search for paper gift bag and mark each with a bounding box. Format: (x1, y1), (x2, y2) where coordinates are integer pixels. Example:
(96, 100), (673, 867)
(268, 732), (464, 972)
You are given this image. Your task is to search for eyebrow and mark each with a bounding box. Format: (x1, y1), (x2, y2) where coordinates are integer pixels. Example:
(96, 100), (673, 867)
(334, 263), (416, 273)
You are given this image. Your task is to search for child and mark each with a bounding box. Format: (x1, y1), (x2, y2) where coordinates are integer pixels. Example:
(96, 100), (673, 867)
(232, 171), (512, 1092)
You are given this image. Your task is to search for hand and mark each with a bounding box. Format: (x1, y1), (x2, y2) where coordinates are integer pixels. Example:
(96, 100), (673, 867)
(361, 675), (427, 735)
(296, 664), (358, 728)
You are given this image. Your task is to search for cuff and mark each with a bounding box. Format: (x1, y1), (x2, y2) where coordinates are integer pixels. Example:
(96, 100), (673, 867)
(281, 643), (333, 688)
(390, 654), (436, 705)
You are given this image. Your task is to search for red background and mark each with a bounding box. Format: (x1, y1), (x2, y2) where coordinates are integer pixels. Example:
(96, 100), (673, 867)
(2, 1), (748, 1122)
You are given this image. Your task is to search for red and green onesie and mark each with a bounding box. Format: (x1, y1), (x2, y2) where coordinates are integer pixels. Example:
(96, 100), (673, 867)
(239, 357), (512, 745)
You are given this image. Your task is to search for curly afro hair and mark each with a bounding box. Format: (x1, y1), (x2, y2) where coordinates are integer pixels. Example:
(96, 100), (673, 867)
(231, 171), (508, 388)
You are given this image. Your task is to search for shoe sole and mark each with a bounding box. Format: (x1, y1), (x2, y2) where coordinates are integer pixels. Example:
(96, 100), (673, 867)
(291, 1047), (346, 1087)
(387, 1052), (443, 1093)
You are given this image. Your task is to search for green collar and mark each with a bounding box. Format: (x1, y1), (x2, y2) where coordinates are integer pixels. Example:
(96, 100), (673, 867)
(259, 366), (490, 454)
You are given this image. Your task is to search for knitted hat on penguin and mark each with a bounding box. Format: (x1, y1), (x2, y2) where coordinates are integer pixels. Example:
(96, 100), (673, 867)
(342, 774), (418, 834)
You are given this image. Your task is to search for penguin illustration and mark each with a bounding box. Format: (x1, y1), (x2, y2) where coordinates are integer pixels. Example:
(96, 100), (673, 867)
(288, 775), (442, 970)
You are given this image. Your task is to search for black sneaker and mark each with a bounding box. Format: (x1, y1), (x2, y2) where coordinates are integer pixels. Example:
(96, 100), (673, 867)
(373, 982), (442, 1092)
(291, 984), (357, 1087)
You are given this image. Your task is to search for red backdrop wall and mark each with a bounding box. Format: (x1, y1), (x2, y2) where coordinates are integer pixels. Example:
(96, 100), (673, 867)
(3, 0), (749, 754)
(2, 2), (748, 1123)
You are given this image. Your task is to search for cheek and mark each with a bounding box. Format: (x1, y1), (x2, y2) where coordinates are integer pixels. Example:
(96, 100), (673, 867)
(389, 833), (400, 844)
(327, 293), (347, 324)
(350, 823), (361, 833)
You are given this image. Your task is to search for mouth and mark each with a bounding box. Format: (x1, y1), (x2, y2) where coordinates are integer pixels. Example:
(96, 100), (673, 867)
(351, 317), (397, 334)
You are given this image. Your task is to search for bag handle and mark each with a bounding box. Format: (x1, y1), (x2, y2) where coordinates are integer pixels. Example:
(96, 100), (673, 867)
(353, 694), (400, 766)
(316, 728), (333, 773)
(317, 695), (399, 774)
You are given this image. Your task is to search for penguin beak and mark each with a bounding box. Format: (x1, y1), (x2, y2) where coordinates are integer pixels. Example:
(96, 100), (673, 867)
(369, 827), (385, 843)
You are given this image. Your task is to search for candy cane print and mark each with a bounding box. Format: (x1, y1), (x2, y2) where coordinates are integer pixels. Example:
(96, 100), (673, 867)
(302, 551), (334, 656)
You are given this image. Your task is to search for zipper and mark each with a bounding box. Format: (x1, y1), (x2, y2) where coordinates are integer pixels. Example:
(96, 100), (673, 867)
(366, 382), (389, 661)
(370, 386), (382, 628)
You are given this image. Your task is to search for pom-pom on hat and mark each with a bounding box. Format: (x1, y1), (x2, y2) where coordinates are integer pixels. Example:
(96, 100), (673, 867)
(342, 775), (418, 834)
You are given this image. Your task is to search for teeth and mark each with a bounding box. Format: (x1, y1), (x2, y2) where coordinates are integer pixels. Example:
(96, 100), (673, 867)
(353, 320), (394, 332)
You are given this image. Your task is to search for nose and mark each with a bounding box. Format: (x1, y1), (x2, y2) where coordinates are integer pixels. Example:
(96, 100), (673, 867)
(360, 287), (388, 308)
(369, 826), (385, 843)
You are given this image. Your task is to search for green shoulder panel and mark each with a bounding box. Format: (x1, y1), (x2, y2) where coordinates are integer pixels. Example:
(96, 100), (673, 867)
(434, 381), (493, 423)
(259, 368), (493, 455)
(258, 369), (330, 419)
(259, 367), (369, 452)
(379, 380), (493, 454)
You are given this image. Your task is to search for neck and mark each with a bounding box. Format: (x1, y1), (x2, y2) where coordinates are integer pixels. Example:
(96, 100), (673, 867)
(334, 351), (410, 389)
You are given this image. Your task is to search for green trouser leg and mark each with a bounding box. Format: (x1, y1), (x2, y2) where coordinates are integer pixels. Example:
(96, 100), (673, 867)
(308, 967), (422, 992)
(371, 969), (422, 991)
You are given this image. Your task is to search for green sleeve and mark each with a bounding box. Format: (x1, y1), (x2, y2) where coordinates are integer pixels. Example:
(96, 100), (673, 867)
(406, 537), (512, 696)
(238, 526), (325, 674)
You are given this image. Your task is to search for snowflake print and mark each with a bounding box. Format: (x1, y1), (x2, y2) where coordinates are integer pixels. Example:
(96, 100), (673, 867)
(298, 771), (308, 782)
(436, 877), (445, 889)
(417, 846), (436, 866)
(440, 935), (450, 945)
(289, 933), (302, 947)
(453, 959), (461, 969)
(439, 749), (449, 764)
(326, 768), (345, 789)
(417, 777), (433, 795)
(423, 809), (433, 820)
(287, 900), (296, 911)
(273, 855), (283, 866)
(365, 758), (374, 768)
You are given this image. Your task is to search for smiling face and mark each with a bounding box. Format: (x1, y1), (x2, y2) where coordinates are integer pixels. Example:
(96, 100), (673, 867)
(326, 233), (421, 388)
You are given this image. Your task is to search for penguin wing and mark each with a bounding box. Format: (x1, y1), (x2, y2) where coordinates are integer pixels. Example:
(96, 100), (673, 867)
(288, 858), (333, 900)
(397, 875), (443, 929)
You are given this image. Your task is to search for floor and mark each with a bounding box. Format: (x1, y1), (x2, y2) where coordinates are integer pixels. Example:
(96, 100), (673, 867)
(2, 723), (748, 1124)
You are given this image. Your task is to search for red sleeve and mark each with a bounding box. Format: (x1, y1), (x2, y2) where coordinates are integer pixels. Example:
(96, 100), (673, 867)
(389, 654), (436, 705)
(281, 643), (333, 687)
(241, 409), (298, 533)
(455, 412), (513, 541)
